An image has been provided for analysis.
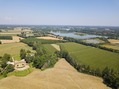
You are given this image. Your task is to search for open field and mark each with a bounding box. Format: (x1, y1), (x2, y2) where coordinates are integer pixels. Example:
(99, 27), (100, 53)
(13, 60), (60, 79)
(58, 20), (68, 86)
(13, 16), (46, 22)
(0, 42), (35, 60)
(0, 59), (110, 89)
(37, 36), (60, 40)
(108, 39), (119, 44)
(0, 36), (23, 44)
(102, 44), (119, 50)
(59, 42), (119, 71)
(42, 44), (57, 54)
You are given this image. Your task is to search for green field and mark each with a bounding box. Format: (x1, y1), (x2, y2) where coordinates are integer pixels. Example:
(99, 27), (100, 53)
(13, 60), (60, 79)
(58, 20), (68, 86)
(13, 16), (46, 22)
(59, 42), (119, 71)
(43, 44), (57, 54)
(0, 42), (35, 60)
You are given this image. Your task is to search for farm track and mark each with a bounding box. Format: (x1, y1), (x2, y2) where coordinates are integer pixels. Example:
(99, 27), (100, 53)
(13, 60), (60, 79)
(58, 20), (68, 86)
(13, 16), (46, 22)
(0, 59), (111, 89)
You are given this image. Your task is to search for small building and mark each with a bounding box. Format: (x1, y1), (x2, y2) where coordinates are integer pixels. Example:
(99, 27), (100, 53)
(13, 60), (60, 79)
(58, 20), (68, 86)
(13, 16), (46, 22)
(14, 59), (26, 69)
(7, 59), (29, 71)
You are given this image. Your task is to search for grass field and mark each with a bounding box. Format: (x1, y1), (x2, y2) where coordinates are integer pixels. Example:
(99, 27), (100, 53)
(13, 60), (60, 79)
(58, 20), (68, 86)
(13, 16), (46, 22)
(43, 44), (57, 54)
(0, 59), (110, 89)
(0, 42), (35, 60)
(59, 42), (119, 71)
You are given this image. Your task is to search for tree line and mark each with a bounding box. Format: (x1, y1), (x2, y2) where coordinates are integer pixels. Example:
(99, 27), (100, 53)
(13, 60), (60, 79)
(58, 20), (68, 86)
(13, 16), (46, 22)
(0, 54), (14, 77)
(0, 36), (13, 40)
(20, 38), (59, 69)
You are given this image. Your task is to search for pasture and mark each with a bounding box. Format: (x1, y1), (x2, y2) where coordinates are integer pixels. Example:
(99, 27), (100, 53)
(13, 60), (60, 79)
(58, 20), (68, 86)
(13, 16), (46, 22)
(59, 42), (119, 71)
(0, 42), (35, 60)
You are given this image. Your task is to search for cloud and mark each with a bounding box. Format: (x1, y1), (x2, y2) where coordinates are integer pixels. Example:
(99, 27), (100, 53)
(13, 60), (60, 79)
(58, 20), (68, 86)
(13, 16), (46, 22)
(4, 17), (17, 21)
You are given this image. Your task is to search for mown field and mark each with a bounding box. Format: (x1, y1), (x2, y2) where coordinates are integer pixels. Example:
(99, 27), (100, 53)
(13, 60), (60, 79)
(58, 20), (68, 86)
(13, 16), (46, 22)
(43, 44), (57, 54)
(59, 42), (119, 71)
(0, 42), (35, 60)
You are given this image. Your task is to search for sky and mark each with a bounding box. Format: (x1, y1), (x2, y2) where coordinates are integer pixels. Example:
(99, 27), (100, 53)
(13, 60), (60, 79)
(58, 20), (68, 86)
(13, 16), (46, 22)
(0, 0), (119, 26)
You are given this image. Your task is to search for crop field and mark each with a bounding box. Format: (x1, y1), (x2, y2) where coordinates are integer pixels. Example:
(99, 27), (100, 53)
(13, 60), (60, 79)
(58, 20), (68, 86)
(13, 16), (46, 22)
(0, 59), (110, 89)
(0, 36), (23, 44)
(108, 39), (119, 44)
(43, 44), (57, 54)
(102, 44), (119, 50)
(59, 42), (119, 71)
(37, 36), (60, 40)
(0, 42), (35, 60)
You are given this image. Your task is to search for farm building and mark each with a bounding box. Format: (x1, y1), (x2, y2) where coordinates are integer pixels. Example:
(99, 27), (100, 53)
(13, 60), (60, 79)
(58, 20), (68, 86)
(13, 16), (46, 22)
(7, 59), (29, 71)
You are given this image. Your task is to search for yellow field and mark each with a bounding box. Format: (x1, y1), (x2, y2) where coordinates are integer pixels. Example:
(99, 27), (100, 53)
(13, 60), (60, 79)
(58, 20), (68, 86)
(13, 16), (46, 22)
(108, 39), (119, 44)
(37, 36), (60, 40)
(0, 42), (34, 60)
(102, 44), (119, 50)
(0, 59), (110, 89)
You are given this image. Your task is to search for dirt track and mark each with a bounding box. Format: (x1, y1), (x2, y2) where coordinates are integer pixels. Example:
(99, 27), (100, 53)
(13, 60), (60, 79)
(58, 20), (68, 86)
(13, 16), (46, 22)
(0, 59), (111, 89)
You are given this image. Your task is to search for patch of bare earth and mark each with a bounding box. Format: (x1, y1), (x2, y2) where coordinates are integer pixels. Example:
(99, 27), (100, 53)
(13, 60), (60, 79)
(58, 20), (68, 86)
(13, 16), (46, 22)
(0, 36), (23, 44)
(51, 44), (60, 51)
(37, 36), (60, 40)
(0, 59), (111, 89)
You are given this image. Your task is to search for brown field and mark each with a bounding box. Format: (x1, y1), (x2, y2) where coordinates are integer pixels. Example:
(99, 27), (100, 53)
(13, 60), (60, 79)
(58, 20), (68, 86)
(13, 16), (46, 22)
(37, 36), (60, 40)
(0, 36), (23, 44)
(108, 39), (119, 44)
(0, 59), (110, 89)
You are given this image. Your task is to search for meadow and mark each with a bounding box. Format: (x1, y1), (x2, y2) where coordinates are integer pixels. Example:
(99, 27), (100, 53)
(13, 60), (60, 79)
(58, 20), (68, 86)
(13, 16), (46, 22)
(59, 42), (119, 71)
(0, 42), (35, 60)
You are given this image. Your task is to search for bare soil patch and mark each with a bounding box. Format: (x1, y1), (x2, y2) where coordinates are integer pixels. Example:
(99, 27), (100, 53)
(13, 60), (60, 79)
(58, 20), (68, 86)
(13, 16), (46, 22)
(37, 36), (60, 40)
(0, 59), (110, 89)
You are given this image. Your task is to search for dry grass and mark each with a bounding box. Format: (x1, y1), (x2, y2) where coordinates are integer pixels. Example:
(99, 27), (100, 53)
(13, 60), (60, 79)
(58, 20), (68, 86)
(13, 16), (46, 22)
(37, 36), (60, 40)
(51, 44), (60, 51)
(108, 39), (119, 44)
(0, 36), (23, 44)
(0, 59), (110, 89)
(0, 42), (34, 60)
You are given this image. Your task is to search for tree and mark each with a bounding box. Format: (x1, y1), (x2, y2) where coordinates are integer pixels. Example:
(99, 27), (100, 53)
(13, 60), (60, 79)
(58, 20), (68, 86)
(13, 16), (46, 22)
(0, 41), (1, 44)
(20, 49), (26, 59)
